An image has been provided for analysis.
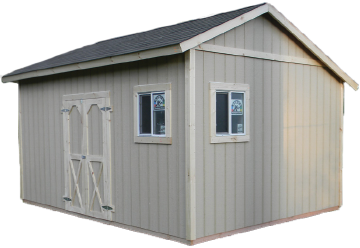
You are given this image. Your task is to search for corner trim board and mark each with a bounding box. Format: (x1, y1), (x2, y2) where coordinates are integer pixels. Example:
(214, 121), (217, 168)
(185, 49), (196, 240)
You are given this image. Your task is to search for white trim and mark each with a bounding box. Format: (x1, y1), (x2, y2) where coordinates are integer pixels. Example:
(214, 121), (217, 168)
(133, 83), (172, 144)
(185, 49), (196, 240)
(179, 4), (269, 52)
(266, 4), (358, 91)
(210, 82), (250, 143)
(63, 91), (110, 101)
(195, 44), (322, 67)
(2, 45), (182, 83)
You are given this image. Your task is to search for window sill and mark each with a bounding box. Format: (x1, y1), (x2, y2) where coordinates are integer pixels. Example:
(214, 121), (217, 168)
(210, 135), (250, 144)
(134, 136), (172, 144)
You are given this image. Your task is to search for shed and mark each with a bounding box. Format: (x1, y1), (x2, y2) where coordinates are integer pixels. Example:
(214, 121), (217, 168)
(2, 2), (358, 245)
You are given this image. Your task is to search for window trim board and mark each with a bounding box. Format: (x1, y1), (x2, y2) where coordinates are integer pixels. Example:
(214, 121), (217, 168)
(133, 83), (172, 144)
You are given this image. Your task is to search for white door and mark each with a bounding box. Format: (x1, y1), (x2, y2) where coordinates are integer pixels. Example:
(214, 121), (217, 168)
(62, 91), (113, 220)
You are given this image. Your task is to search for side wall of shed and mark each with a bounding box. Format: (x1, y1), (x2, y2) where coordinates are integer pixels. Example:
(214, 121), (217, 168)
(194, 15), (343, 239)
(19, 54), (186, 239)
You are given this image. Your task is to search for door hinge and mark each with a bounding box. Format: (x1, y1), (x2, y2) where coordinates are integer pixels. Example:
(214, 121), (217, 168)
(63, 197), (72, 202)
(102, 205), (113, 211)
(61, 109), (70, 113)
(82, 155), (86, 159)
(100, 107), (112, 112)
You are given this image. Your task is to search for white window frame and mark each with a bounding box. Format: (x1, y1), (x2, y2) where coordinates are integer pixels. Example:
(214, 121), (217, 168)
(133, 83), (172, 144)
(210, 82), (250, 143)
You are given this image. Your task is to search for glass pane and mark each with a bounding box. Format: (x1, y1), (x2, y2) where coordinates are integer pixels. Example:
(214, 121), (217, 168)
(139, 94), (151, 134)
(216, 92), (228, 133)
(153, 93), (166, 135)
(231, 92), (245, 134)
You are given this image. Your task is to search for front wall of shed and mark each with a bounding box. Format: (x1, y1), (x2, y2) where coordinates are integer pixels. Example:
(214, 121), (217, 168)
(19, 54), (186, 239)
(195, 15), (343, 238)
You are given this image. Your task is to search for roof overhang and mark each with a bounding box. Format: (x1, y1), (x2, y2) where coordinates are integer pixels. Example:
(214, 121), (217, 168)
(2, 45), (183, 84)
(2, 3), (358, 91)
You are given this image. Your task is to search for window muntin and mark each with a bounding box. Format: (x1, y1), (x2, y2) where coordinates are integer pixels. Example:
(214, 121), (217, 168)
(216, 91), (245, 136)
(138, 91), (166, 137)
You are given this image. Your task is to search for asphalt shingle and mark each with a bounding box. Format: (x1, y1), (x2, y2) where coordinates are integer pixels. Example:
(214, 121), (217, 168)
(4, 3), (265, 77)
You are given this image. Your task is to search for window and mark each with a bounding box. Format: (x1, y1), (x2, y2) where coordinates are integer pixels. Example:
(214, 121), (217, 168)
(138, 92), (166, 136)
(210, 82), (250, 143)
(133, 84), (171, 144)
(216, 91), (245, 135)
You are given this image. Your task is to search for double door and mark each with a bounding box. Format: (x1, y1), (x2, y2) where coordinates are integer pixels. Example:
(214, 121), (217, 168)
(62, 91), (113, 220)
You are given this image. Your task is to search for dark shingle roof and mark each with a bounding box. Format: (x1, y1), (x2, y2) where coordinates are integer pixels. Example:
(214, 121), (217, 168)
(4, 3), (265, 77)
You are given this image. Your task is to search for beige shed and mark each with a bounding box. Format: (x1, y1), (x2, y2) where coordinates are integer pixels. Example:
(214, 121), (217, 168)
(2, 2), (358, 245)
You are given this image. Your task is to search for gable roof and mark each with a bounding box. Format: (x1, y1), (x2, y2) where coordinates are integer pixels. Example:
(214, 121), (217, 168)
(2, 3), (358, 91)
(2, 3), (264, 78)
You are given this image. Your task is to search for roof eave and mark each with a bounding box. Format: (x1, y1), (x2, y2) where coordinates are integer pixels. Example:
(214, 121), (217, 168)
(1, 44), (183, 84)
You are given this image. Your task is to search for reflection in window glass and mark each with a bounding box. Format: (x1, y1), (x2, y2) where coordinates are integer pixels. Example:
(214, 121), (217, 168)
(231, 92), (244, 134)
(153, 93), (166, 135)
(139, 94), (151, 134)
(216, 92), (228, 133)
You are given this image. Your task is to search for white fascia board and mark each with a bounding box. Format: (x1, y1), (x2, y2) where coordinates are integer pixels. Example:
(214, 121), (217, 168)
(1, 45), (182, 83)
(267, 4), (358, 91)
(179, 4), (269, 52)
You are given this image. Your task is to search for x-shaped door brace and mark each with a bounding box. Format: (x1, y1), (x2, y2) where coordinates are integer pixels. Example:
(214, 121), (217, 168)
(70, 160), (83, 208)
(88, 161), (104, 212)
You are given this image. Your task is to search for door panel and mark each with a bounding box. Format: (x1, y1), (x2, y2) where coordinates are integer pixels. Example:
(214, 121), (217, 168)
(69, 106), (82, 154)
(88, 104), (103, 156)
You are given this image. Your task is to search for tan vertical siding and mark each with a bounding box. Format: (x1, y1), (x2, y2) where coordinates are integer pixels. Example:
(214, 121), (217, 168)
(203, 51), (216, 236)
(263, 16), (272, 224)
(253, 16), (264, 226)
(19, 54), (186, 239)
(295, 64), (303, 216)
(244, 18), (255, 229)
(302, 65), (311, 214)
(316, 68), (324, 210)
(309, 66), (318, 212)
(235, 55), (246, 229)
(195, 14), (342, 239)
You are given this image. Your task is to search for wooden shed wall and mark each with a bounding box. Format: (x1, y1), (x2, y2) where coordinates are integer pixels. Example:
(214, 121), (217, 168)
(19, 54), (186, 239)
(194, 15), (343, 239)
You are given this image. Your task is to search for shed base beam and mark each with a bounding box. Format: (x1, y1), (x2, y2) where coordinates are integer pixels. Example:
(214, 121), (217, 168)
(191, 206), (339, 245)
(23, 199), (339, 246)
